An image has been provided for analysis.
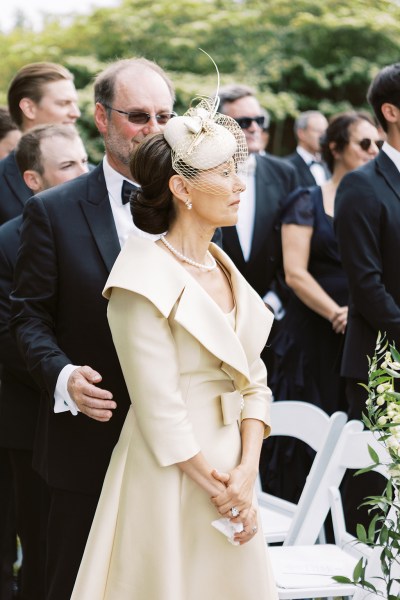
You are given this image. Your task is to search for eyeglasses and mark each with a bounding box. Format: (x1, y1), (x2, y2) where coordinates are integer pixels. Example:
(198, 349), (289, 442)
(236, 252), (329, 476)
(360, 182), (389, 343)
(356, 138), (384, 151)
(102, 103), (177, 124)
(235, 116), (265, 130)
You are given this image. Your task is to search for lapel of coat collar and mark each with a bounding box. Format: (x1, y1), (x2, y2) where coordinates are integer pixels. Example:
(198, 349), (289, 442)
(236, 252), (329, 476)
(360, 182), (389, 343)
(376, 151), (400, 201)
(4, 152), (31, 207)
(79, 164), (121, 273)
(104, 237), (274, 383)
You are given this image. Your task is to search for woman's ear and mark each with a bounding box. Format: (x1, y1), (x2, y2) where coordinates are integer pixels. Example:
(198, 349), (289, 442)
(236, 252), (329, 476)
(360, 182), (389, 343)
(169, 174), (190, 201)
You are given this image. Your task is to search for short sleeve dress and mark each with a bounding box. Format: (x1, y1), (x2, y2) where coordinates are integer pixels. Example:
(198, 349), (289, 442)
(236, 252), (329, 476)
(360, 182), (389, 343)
(276, 185), (349, 415)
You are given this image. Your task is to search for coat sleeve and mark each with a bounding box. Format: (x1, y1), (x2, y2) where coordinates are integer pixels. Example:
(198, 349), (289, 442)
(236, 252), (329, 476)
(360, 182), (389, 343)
(10, 197), (71, 397)
(107, 286), (201, 467)
(240, 356), (272, 438)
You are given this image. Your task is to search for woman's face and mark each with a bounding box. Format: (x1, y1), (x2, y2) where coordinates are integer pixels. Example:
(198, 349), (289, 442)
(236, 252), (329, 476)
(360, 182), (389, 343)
(187, 159), (245, 228)
(338, 119), (381, 172)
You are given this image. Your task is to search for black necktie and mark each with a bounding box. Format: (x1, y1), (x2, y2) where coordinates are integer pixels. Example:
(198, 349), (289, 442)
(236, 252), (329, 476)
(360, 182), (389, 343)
(121, 180), (137, 205)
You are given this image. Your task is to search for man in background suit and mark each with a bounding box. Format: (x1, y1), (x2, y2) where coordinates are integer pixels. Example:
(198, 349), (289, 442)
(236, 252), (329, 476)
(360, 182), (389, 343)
(218, 84), (298, 493)
(0, 62), (80, 225)
(218, 84), (298, 331)
(335, 62), (400, 532)
(0, 124), (88, 600)
(10, 58), (176, 600)
(285, 110), (329, 186)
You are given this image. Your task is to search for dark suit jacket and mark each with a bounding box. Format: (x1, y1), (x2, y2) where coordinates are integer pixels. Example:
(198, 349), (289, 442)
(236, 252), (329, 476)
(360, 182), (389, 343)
(221, 152), (298, 300)
(0, 152), (31, 225)
(334, 150), (400, 380)
(10, 164), (130, 495)
(0, 216), (41, 449)
(285, 150), (330, 188)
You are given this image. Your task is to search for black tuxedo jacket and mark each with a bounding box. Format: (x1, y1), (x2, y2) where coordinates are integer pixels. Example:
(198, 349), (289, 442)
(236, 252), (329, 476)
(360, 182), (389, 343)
(335, 150), (400, 380)
(285, 150), (330, 188)
(0, 152), (31, 225)
(0, 215), (40, 449)
(10, 164), (130, 494)
(221, 152), (298, 299)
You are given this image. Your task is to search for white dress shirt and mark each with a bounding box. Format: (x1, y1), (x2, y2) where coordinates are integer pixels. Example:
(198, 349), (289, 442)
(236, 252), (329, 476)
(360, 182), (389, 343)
(236, 154), (256, 262)
(296, 145), (328, 185)
(54, 156), (159, 414)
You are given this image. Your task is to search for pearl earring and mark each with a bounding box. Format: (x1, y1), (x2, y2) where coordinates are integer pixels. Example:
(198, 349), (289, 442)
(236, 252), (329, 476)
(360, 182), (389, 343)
(185, 198), (192, 210)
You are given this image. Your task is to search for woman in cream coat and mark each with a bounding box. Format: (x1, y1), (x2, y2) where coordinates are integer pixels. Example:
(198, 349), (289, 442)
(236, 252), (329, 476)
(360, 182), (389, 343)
(72, 98), (278, 599)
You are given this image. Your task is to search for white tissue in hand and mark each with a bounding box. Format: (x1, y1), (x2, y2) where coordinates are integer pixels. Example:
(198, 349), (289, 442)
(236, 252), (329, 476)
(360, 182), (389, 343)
(211, 518), (243, 545)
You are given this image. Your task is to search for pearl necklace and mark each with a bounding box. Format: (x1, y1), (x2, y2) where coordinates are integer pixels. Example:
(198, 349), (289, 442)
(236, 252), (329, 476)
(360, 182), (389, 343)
(160, 235), (217, 272)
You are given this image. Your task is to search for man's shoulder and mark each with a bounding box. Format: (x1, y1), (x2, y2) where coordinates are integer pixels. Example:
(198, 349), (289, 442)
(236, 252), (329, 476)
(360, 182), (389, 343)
(257, 152), (297, 176)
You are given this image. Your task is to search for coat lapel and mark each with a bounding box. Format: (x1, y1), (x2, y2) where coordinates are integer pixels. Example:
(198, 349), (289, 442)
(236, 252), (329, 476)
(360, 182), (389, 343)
(79, 164), (121, 273)
(251, 155), (277, 259)
(376, 151), (400, 201)
(104, 237), (274, 383)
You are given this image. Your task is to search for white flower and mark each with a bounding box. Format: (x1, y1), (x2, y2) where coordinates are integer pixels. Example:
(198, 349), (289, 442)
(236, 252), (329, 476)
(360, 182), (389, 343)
(377, 416), (387, 426)
(376, 396), (385, 406)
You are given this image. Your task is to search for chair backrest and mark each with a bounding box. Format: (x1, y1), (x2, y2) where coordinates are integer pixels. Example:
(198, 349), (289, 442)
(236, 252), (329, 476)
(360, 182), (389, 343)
(269, 401), (346, 452)
(287, 420), (390, 546)
(258, 402), (347, 527)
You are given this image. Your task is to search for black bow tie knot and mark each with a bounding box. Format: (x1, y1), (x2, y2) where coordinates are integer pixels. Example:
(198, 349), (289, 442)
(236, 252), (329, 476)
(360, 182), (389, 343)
(121, 180), (138, 205)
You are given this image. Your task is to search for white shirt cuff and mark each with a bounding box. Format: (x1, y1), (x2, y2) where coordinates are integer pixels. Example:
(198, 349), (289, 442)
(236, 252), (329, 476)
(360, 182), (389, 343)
(263, 290), (285, 321)
(54, 364), (81, 415)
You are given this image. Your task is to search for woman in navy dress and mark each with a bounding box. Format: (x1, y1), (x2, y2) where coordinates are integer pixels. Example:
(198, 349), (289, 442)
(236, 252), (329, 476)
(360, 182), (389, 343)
(261, 112), (381, 502)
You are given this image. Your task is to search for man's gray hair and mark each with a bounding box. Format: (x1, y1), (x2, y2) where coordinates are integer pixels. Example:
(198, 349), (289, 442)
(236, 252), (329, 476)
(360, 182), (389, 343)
(294, 110), (325, 136)
(217, 84), (256, 113)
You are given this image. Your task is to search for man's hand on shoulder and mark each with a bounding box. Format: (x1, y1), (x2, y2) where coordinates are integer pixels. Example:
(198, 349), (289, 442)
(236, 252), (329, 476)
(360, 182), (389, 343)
(68, 366), (116, 422)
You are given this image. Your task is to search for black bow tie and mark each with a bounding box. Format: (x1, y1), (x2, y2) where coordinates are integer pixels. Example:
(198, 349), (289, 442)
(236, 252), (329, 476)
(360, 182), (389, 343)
(121, 180), (138, 205)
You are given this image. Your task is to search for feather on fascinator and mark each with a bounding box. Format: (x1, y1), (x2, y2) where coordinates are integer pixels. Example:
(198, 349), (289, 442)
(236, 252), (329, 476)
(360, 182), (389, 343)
(163, 51), (248, 194)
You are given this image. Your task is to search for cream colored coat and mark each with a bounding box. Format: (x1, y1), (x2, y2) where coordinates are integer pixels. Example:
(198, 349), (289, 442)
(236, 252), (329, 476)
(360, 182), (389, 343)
(71, 237), (278, 600)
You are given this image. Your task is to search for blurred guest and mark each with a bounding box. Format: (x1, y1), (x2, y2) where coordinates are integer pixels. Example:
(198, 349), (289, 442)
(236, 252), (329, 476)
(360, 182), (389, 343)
(0, 62), (80, 225)
(0, 104), (21, 600)
(260, 108), (271, 152)
(285, 110), (330, 186)
(0, 124), (88, 600)
(218, 84), (298, 353)
(267, 112), (380, 503)
(335, 63), (400, 533)
(0, 108), (21, 160)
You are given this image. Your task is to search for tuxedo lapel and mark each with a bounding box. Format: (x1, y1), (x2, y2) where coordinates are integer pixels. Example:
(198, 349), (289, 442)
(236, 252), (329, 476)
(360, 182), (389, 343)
(79, 165), (121, 273)
(376, 152), (400, 201)
(221, 226), (245, 268)
(251, 156), (276, 259)
(4, 152), (31, 207)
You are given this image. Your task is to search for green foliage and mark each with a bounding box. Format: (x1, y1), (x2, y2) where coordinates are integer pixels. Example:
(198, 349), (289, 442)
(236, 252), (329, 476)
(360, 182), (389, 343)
(336, 334), (400, 598)
(1, 0), (400, 160)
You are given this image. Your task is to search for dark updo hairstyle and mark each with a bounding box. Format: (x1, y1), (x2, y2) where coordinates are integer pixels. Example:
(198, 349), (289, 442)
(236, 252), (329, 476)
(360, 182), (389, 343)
(129, 133), (177, 234)
(320, 111), (376, 173)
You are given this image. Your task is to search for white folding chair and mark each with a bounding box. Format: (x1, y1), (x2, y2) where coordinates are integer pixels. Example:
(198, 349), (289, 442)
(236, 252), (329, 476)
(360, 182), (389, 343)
(269, 420), (393, 599)
(257, 401), (347, 543)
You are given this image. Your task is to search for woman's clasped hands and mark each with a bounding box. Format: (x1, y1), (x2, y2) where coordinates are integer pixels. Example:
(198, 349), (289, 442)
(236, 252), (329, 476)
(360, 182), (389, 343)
(210, 466), (259, 545)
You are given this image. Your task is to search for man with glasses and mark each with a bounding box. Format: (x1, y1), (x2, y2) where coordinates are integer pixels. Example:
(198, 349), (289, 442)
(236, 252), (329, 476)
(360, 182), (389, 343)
(285, 110), (330, 186)
(218, 84), (298, 330)
(10, 57), (175, 600)
(217, 84), (298, 494)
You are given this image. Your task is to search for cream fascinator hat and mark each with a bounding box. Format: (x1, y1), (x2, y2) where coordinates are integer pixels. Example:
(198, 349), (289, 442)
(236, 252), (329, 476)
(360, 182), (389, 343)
(163, 52), (248, 194)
